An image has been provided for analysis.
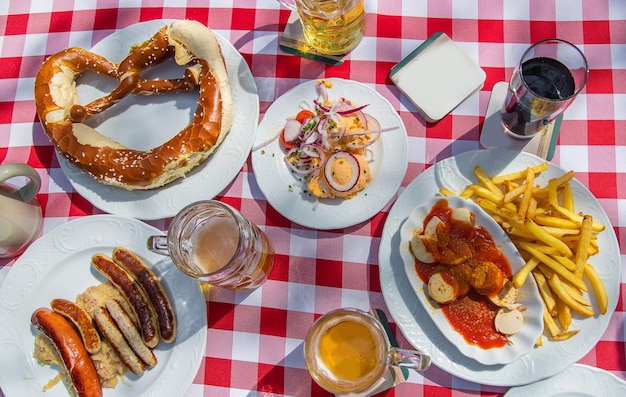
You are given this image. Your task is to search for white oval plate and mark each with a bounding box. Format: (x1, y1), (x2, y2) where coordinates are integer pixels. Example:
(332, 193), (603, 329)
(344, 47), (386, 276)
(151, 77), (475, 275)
(251, 78), (408, 230)
(378, 148), (621, 386)
(399, 195), (543, 365)
(504, 364), (626, 396)
(57, 20), (259, 220)
(0, 215), (207, 397)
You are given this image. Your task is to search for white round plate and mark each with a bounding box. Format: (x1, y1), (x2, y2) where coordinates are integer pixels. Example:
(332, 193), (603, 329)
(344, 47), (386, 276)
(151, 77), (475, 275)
(0, 215), (207, 397)
(251, 78), (408, 230)
(378, 148), (621, 386)
(504, 364), (626, 396)
(399, 195), (543, 365)
(57, 20), (259, 220)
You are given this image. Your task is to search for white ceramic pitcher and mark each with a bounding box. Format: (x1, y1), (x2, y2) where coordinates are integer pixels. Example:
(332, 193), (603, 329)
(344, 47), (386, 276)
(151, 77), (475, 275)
(0, 163), (42, 258)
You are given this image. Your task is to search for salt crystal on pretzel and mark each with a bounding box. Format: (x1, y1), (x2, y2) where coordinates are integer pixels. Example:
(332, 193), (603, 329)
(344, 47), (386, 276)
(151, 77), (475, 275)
(34, 20), (233, 190)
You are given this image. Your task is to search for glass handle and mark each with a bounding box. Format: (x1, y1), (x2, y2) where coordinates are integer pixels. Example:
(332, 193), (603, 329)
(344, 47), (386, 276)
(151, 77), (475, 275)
(390, 347), (431, 371)
(147, 235), (170, 256)
(277, 0), (297, 10)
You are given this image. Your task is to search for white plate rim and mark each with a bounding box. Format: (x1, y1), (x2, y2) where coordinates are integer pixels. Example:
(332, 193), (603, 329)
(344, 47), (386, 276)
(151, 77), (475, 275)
(504, 364), (626, 396)
(378, 148), (622, 386)
(57, 19), (260, 220)
(398, 195), (544, 365)
(0, 214), (207, 397)
(251, 78), (409, 230)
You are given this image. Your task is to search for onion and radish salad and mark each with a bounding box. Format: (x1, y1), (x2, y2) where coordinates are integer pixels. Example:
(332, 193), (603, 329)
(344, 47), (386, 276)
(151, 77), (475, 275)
(254, 80), (398, 200)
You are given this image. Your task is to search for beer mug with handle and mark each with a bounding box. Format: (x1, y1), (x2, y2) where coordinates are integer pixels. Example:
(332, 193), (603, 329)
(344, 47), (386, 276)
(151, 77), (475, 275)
(278, 0), (366, 55)
(304, 308), (430, 395)
(147, 200), (275, 291)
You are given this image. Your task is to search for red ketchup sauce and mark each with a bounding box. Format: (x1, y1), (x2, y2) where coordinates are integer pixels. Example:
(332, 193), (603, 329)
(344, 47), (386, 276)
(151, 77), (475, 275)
(413, 200), (513, 349)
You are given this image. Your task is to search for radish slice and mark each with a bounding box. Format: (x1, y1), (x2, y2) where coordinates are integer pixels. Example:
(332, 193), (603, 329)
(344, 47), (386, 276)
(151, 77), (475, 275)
(283, 119), (302, 142)
(324, 152), (360, 192)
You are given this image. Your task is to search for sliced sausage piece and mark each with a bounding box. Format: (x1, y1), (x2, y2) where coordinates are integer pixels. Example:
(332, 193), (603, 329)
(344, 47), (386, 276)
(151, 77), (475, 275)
(427, 272), (461, 304)
(495, 308), (524, 335)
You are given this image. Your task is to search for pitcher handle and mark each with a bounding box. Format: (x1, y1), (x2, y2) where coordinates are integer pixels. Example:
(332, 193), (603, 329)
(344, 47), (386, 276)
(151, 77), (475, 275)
(147, 235), (170, 256)
(390, 347), (431, 371)
(0, 163), (41, 202)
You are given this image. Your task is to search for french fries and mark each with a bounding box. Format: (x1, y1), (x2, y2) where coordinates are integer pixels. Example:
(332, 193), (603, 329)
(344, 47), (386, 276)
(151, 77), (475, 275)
(440, 163), (609, 342)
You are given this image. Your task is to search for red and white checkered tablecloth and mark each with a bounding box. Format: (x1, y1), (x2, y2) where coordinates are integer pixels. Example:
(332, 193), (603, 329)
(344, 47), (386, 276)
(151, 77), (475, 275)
(1, 0), (624, 396)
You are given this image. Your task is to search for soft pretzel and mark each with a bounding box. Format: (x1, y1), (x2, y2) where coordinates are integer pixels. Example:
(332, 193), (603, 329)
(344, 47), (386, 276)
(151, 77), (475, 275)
(34, 20), (233, 190)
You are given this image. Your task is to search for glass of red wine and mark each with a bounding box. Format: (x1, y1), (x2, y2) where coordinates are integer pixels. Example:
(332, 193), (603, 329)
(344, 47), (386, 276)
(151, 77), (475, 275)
(501, 39), (589, 139)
